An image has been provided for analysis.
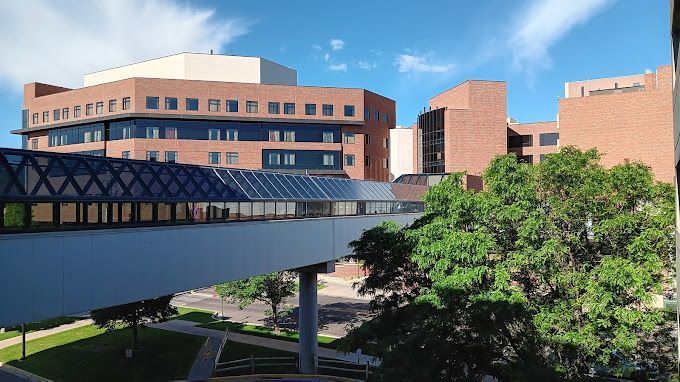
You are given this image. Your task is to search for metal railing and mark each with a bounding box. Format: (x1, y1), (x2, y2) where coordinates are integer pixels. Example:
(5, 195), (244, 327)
(318, 357), (373, 381)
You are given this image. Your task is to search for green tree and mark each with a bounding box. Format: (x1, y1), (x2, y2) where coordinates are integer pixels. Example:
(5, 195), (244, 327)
(344, 147), (676, 381)
(90, 295), (177, 349)
(3, 203), (26, 227)
(215, 272), (296, 332)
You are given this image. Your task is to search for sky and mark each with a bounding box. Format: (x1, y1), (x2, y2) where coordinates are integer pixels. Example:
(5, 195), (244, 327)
(0, 0), (671, 148)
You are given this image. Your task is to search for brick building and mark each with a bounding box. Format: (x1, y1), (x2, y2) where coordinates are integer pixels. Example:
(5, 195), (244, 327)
(13, 53), (394, 181)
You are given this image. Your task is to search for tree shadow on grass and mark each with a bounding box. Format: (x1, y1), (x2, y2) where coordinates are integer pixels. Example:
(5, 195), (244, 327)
(3, 326), (204, 382)
(272, 301), (373, 332)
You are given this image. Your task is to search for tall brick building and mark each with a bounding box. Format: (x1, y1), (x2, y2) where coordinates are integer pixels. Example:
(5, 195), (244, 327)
(13, 53), (394, 181)
(409, 66), (673, 183)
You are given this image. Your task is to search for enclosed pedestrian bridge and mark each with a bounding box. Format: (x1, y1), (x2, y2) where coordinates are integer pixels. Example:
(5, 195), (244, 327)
(0, 148), (427, 328)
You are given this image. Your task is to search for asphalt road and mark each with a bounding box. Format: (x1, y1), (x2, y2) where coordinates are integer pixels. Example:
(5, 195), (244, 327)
(172, 289), (373, 337)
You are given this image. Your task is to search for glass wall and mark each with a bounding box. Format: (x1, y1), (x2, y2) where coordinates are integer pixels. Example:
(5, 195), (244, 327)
(262, 150), (341, 170)
(48, 123), (104, 147)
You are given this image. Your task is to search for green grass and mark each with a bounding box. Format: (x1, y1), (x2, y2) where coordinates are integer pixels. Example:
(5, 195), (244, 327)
(173, 306), (216, 324)
(199, 320), (340, 349)
(0, 316), (84, 342)
(216, 340), (296, 376)
(0, 324), (205, 382)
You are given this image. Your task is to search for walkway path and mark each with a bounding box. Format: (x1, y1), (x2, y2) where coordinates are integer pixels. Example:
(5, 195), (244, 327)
(150, 319), (379, 381)
(0, 319), (92, 350)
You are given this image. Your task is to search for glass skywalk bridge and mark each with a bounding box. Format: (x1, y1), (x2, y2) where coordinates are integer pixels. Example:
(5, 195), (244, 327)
(0, 148), (427, 233)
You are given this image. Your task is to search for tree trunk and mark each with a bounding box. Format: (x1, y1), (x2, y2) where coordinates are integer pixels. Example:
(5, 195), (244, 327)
(132, 320), (139, 349)
(272, 304), (279, 333)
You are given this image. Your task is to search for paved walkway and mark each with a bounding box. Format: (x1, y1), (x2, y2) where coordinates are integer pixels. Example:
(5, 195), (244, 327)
(150, 319), (379, 381)
(0, 319), (93, 350)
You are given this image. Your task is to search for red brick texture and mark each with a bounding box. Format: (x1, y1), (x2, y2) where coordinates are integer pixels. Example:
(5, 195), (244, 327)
(507, 121), (559, 162)
(558, 65), (673, 183)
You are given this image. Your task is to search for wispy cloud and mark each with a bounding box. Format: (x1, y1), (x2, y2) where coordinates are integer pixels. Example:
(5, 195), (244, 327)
(323, 53), (331, 62)
(356, 61), (379, 71)
(330, 38), (346, 51)
(509, 0), (614, 73)
(328, 63), (348, 72)
(312, 44), (322, 52)
(395, 54), (455, 74)
(0, 0), (252, 89)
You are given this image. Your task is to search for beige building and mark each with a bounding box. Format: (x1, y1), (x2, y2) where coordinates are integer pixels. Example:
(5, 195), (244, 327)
(389, 125), (414, 180)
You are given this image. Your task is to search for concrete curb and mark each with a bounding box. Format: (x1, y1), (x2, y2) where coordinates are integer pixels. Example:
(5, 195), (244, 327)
(0, 363), (53, 382)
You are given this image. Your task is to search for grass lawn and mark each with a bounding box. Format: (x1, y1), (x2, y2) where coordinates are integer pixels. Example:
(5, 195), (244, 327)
(199, 321), (339, 349)
(173, 306), (216, 324)
(0, 316), (84, 342)
(215, 340), (296, 376)
(0, 324), (204, 382)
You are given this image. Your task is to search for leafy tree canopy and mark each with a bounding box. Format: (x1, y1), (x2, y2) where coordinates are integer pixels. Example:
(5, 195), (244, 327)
(344, 147), (676, 381)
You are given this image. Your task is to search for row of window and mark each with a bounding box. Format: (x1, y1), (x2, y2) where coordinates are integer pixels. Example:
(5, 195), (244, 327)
(33, 98), (131, 124)
(0, 200), (424, 233)
(508, 132), (560, 148)
(146, 96), (358, 118)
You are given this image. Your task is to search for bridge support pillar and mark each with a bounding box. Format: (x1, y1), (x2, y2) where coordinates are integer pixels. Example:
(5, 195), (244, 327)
(296, 261), (335, 374)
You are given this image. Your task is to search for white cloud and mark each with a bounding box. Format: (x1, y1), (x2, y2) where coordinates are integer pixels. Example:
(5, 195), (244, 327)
(328, 63), (348, 72)
(323, 53), (331, 62)
(312, 44), (322, 52)
(0, 0), (252, 89)
(356, 61), (378, 71)
(395, 54), (455, 74)
(509, 0), (614, 72)
(330, 38), (346, 51)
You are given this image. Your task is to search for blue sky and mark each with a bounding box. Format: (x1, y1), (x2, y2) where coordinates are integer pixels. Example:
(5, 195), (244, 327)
(0, 0), (671, 148)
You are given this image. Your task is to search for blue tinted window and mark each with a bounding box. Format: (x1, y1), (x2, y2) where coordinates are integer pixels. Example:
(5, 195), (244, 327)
(146, 96), (159, 109)
(305, 104), (316, 115)
(344, 105), (355, 117)
(165, 97), (178, 110)
(226, 100), (238, 112)
(186, 98), (199, 111)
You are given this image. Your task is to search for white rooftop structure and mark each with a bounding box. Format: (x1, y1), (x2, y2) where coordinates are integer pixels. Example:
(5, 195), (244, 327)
(84, 52), (297, 87)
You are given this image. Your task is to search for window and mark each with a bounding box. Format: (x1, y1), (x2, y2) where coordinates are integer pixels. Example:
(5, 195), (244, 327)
(209, 99), (220, 112)
(165, 97), (178, 110)
(62, 108), (69, 120)
(122, 151), (130, 159)
(580, 86), (585, 97)
(268, 102), (280, 114)
(283, 153), (296, 165)
(322, 104), (333, 116)
(122, 97), (131, 110)
(364, 107), (370, 119)
(146, 126), (159, 139)
(383, 113), (388, 123)
(53, 109), (60, 121)
(323, 154), (334, 166)
(365, 134), (371, 145)
(517, 155), (533, 164)
(540, 154), (547, 162)
(186, 98), (199, 111)
(246, 101), (258, 113)
(226, 152), (239, 165)
(165, 127), (177, 139)
(208, 152), (221, 164)
(31, 139), (38, 149)
(365, 155), (371, 166)
(382, 158), (388, 168)
(344, 154), (355, 166)
(343, 132), (355, 144)
(165, 151), (177, 163)
(95, 102), (103, 115)
(283, 131), (295, 142)
(109, 99), (117, 112)
(146, 97), (159, 110)
(32, 113), (38, 124)
(284, 103), (295, 114)
(226, 100), (238, 112)
(382, 137), (388, 148)
(86, 103), (93, 116)
(42, 111), (49, 122)
(74, 105), (81, 117)
(374, 110), (379, 121)
(146, 151), (159, 162)
(268, 130), (281, 142)
(322, 132), (334, 143)
(305, 104), (316, 115)
(209, 128), (221, 141)
(508, 135), (532, 148)
(226, 129), (238, 141)
(344, 105), (355, 117)
(539, 132), (559, 146)
(268, 152), (280, 165)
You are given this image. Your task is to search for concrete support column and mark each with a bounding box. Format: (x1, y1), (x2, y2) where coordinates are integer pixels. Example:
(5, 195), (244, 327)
(298, 271), (318, 374)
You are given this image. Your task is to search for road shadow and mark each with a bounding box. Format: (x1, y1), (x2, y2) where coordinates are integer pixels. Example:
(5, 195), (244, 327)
(264, 301), (373, 332)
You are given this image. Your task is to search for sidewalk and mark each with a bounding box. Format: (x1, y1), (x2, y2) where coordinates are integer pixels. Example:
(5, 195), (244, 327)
(0, 319), (93, 350)
(150, 319), (379, 380)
